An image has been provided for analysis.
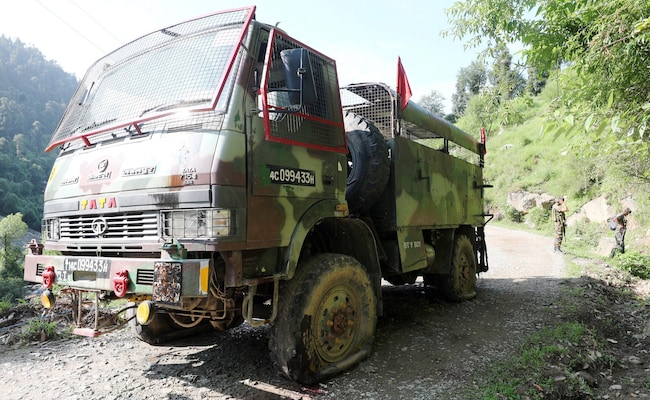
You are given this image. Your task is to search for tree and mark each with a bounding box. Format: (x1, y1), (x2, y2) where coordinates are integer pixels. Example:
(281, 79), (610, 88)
(0, 36), (77, 229)
(525, 65), (548, 96)
(444, 0), (650, 141)
(488, 44), (525, 101)
(0, 213), (28, 279)
(418, 90), (445, 117)
(452, 61), (488, 116)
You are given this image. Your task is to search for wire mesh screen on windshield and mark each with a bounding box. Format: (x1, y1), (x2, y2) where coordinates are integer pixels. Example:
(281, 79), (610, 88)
(49, 7), (254, 149)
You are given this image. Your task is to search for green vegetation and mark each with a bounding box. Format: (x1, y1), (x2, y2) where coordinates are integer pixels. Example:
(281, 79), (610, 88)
(0, 213), (29, 304)
(21, 318), (60, 341)
(611, 251), (650, 280)
(440, 0), (650, 274)
(473, 322), (597, 399)
(0, 36), (78, 229)
(442, 3), (650, 396)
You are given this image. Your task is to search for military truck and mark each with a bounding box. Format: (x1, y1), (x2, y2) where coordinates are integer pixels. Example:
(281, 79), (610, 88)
(24, 6), (489, 384)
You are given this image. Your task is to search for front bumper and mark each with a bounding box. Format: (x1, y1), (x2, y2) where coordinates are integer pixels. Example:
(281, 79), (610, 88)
(24, 253), (210, 300)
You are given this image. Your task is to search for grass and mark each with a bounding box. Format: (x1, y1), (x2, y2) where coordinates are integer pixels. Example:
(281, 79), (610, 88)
(472, 322), (593, 400)
(0, 296), (12, 313)
(21, 318), (60, 341)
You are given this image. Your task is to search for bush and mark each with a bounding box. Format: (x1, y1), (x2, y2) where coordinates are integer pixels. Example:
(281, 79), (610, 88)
(525, 207), (552, 231)
(505, 206), (524, 223)
(612, 251), (650, 279)
(567, 217), (603, 248)
(0, 276), (25, 304)
(21, 318), (59, 341)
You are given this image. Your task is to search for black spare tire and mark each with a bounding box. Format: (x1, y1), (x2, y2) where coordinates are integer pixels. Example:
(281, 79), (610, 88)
(344, 111), (390, 214)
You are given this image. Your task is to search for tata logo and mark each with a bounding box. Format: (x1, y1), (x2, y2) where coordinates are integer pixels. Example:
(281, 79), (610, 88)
(91, 217), (108, 235)
(88, 159), (112, 181)
(80, 197), (117, 210)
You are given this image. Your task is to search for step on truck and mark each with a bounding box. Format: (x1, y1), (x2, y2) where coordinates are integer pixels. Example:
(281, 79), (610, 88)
(24, 6), (490, 384)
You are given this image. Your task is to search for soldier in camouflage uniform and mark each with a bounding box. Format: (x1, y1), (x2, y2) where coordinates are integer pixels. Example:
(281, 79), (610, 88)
(610, 207), (632, 258)
(552, 197), (568, 253)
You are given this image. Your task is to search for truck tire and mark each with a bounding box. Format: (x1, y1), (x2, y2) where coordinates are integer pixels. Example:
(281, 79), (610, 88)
(344, 111), (390, 214)
(270, 253), (377, 385)
(440, 235), (478, 302)
(126, 302), (177, 344)
(126, 303), (211, 344)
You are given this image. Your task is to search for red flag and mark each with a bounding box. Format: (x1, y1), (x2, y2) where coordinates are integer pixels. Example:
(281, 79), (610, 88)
(397, 57), (412, 111)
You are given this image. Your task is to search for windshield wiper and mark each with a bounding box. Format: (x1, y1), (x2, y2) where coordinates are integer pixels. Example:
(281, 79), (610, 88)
(139, 98), (212, 117)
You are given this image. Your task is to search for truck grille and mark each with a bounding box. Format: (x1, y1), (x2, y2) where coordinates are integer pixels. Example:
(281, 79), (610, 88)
(59, 212), (160, 240)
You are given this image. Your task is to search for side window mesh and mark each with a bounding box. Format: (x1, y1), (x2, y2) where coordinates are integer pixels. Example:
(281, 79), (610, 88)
(264, 32), (344, 151)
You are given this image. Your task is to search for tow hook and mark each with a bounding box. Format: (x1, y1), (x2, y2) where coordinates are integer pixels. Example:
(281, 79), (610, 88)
(42, 266), (55, 289)
(112, 270), (130, 297)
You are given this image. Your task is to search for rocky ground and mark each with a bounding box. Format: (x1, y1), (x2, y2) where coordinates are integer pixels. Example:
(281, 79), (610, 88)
(1, 225), (649, 400)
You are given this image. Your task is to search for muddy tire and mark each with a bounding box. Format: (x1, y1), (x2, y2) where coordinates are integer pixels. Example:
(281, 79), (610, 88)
(344, 111), (390, 214)
(126, 302), (176, 344)
(440, 235), (478, 302)
(270, 253), (377, 385)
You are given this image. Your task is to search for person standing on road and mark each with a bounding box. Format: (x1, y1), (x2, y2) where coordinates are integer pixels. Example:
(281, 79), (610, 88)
(552, 196), (568, 253)
(610, 207), (632, 258)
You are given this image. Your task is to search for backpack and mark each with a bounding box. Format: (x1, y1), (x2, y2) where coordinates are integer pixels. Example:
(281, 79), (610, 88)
(608, 217), (617, 230)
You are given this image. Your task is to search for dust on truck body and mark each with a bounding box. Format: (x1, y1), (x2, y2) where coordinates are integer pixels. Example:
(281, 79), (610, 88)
(24, 6), (489, 384)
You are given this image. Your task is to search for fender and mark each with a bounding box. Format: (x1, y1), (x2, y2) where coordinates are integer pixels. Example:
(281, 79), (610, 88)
(283, 207), (383, 316)
(282, 199), (346, 279)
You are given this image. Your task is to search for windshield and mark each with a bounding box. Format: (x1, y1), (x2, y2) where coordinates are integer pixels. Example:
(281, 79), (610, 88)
(48, 6), (255, 151)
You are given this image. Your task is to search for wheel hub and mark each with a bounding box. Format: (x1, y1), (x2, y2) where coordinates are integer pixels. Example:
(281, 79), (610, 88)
(315, 287), (358, 362)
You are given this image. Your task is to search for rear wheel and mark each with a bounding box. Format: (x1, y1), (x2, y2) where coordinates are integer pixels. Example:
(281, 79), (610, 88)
(439, 235), (477, 302)
(270, 254), (377, 385)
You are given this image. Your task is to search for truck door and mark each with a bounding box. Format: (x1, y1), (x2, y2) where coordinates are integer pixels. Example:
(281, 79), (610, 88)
(247, 29), (347, 247)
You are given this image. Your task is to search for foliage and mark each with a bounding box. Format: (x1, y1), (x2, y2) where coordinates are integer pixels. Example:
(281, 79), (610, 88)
(452, 61), (488, 115)
(525, 207), (551, 231)
(0, 36), (78, 229)
(504, 206), (523, 223)
(21, 318), (59, 341)
(474, 322), (595, 399)
(611, 251), (650, 279)
(0, 213), (28, 279)
(489, 44), (526, 101)
(444, 0), (650, 163)
(417, 90), (446, 117)
(0, 277), (25, 304)
(0, 296), (11, 313)
(567, 217), (604, 249)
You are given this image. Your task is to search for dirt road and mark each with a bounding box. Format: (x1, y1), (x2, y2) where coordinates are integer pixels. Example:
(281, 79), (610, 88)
(0, 225), (566, 400)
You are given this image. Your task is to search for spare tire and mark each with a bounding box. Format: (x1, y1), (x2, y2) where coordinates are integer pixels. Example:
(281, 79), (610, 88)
(344, 111), (390, 213)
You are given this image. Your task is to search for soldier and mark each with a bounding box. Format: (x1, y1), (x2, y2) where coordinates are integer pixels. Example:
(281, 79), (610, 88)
(552, 196), (568, 253)
(610, 207), (632, 258)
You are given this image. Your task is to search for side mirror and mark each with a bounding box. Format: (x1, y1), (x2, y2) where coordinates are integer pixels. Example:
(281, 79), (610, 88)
(280, 48), (318, 107)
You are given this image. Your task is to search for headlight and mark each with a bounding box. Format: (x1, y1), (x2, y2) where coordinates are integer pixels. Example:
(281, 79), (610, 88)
(43, 218), (60, 240)
(163, 209), (234, 239)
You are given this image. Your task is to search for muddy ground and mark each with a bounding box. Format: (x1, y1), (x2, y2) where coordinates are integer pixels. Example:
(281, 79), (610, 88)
(1, 225), (648, 399)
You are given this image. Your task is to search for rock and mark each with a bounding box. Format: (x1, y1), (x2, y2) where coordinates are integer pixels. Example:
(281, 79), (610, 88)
(627, 356), (642, 365)
(507, 191), (555, 212)
(608, 384), (622, 391)
(575, 371), (596, 387)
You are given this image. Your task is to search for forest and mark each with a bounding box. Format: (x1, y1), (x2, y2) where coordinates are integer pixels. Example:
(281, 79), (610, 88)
(0, 35), (77, 230)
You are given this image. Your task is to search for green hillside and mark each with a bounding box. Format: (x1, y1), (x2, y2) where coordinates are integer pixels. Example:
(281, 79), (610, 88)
(0, 36), (78, 229)
(453, 74), (649, 259)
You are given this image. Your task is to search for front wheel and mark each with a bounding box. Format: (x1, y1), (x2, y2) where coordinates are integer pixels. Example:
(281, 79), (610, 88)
(270, 254), (377, 385)
(126, 303), (211, 344)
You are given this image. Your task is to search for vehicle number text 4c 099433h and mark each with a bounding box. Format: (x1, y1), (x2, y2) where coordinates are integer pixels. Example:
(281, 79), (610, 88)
(268, 165), (316, 186)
